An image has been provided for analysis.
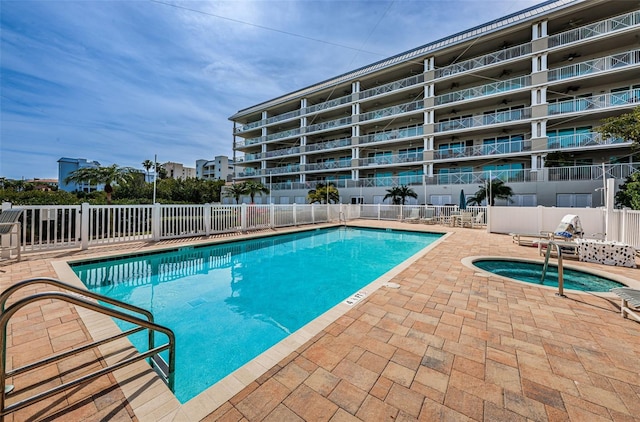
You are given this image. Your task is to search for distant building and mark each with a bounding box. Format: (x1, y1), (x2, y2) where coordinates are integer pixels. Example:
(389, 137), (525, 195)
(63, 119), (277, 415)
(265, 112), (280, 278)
(196, 156), (234, 181)
(57, 157), (103, 192)
(161, 162), (196, 180)
(26, 178), (58, 191)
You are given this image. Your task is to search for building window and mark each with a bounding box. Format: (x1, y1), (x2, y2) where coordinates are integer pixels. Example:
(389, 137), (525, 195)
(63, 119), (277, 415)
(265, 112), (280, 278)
(557, 193), (592, 208)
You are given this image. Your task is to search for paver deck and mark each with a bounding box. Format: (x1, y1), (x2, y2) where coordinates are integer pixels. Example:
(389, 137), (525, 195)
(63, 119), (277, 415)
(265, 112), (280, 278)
(1, 221), (639, 421)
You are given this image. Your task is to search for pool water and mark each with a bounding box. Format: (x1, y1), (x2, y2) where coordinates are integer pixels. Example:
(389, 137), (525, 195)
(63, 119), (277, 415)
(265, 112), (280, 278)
(473, 259), (624, 292)
(71, 227), (441, 403)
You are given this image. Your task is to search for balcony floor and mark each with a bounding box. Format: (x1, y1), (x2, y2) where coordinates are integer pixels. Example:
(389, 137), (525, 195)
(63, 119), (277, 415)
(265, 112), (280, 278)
(1, 221), (639, 421)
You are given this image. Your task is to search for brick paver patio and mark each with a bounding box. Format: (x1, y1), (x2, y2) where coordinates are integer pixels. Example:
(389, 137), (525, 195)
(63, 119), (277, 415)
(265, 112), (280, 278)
(1, 221), (639, 421)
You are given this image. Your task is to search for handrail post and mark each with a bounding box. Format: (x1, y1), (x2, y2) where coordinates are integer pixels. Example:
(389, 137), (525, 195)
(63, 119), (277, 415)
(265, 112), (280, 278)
(80, 202), (90, 250)
(556, 247), (565, 297)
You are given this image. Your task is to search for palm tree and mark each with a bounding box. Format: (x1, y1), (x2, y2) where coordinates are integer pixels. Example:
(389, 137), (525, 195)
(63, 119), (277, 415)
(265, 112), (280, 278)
(384, 185), (417, 205)
(243, 180), (270, 203)
(142, 159), (154, 178)
(307, 182), (340, 204)
(224, 183), (248, 204)
(466, 179), (514, 206)
(65, 164), (135, 204)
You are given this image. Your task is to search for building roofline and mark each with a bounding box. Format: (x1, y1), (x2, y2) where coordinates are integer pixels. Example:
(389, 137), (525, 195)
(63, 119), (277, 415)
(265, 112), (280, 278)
(229, 0), (581, 120)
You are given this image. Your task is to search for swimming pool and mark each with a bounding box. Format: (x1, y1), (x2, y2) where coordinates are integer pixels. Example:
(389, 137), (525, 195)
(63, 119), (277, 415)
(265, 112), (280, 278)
(71, 227), (441, 402)
(470, 258), (625, 292)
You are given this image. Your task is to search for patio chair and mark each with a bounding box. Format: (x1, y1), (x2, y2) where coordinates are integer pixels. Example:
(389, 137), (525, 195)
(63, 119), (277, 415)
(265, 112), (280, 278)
(455, 211), (473, 228)
(610, 287), (640, 322)
(0, 209), (23, 261)
(471, 211), (486, 228)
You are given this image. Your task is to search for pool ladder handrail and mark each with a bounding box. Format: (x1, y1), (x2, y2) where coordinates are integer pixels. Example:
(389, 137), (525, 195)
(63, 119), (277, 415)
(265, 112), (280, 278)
(541, 240), (566, 297)
(0, 277), (176, 419)
(339, 211), (347, 227)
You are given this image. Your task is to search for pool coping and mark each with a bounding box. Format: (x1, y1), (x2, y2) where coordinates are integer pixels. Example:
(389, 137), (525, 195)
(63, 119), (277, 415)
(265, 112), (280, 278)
(461, 255), (640, 294)
(52, 224), (451, 421)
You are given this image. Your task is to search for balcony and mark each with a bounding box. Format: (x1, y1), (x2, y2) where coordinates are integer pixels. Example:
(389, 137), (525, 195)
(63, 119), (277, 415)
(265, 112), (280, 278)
(266, 109), (301, 126)
(435, 75), (531, 105)
(435, 108), (532, 133)
(262, 165), (301, 175)
(359, 74), (425, 100)
(305, 95), (352, 114)
(359, 153), (423, 167)
(265, 146), (301, 159)
(234, 119), (264, 134)
(434, 139), (531, 160)
(547, 132), (628, 150)
(548, 89), (640, 116)
(305, 161), (352, 171)
(266, 128), (301, 142)
(305, 137), (352, 153)
(305, 116), (352, 135)
(435, 43), (531, 79)
(548, 49), (640, 82)
(237, 169), (258, 177)
(359, 125), (424, 145)
(360, 100), (424, 123)
(235, 136), (263, 148)
(549, 10), (640, 48)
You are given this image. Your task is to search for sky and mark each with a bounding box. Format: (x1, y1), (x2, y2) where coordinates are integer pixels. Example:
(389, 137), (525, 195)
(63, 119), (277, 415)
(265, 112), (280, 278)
(0, 0), (543, 180)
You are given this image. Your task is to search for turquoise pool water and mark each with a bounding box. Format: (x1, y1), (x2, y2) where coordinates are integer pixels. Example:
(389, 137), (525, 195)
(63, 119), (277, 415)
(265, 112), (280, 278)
(71, 227), (441, 403)
(473, 259), (624, 292)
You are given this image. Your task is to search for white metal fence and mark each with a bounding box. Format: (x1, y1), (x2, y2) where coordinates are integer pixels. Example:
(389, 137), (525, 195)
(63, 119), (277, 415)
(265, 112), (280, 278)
(1, 202), (638, 255)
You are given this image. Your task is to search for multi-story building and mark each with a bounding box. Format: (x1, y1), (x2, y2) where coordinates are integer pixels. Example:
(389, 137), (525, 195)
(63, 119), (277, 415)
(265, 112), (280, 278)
(230, 0), (639, 207)
(161, 162), (196, 180)
(57, 157), (103, 192)
(196, 156), (234, 181)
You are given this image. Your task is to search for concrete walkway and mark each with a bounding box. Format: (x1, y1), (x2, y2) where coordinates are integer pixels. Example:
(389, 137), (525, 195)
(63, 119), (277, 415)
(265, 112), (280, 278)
(1, 222), (639, 421)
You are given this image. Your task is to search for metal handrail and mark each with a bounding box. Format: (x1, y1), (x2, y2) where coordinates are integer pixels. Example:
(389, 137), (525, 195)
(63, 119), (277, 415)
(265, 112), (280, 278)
(541, 240), (566, 297)
(0, 284), (175, 418)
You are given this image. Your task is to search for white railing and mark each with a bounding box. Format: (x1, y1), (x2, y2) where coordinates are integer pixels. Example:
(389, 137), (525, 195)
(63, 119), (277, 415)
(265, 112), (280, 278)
(546, 132), (627, 150)
(359, 74), (424, 100)
(89, 205), (154, 245)
(548, 49), (640, 82)
(305, 94), (352, 114)
(360, 100), (424, 122)
(435, 43), (531, 78)
(305, 116), (352, 134)
(435, 108), (531, 132)
(359, 125), (423, 145)
(548, 89), (640, 115)
(435, 75), (531, 105)
(2, 200), (638, 254)
(434, 139), (531, 160)
(305, 137), (352, 153)
(548, 10), (640, 48)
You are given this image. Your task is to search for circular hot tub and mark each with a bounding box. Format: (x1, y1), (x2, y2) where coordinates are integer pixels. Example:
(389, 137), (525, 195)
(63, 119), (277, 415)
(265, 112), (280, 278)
(466, 257), (626, 292)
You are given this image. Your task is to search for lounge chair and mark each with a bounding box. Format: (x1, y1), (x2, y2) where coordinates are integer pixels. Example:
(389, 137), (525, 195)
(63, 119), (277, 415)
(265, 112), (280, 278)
(510, 231), (551, 247)
(420, 208), (437, 225)
(610, 287), (640, 322)
(0, 209), (23, 261)
(404, 208), (421, 223)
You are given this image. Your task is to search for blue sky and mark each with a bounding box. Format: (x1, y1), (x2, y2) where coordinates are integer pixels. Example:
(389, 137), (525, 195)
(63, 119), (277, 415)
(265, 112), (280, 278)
(0, 0), (542, 180)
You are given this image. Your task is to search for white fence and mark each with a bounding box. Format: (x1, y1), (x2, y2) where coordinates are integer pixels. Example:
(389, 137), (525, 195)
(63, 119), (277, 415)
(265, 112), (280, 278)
(1, 202), (639, 255)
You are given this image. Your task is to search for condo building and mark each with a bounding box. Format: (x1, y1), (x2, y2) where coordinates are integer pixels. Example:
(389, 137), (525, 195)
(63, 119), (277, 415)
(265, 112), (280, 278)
(230, 0), (640, 207)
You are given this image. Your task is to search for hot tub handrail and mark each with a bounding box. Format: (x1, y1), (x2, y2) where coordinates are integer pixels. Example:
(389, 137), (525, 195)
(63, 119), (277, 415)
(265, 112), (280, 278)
(541, 240), (565, 297)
